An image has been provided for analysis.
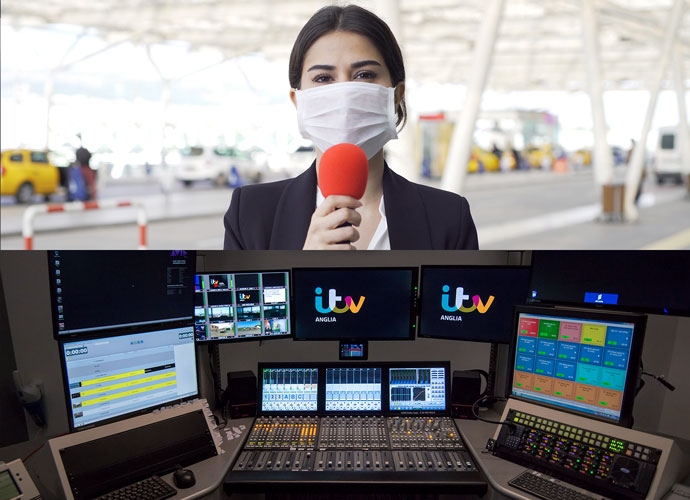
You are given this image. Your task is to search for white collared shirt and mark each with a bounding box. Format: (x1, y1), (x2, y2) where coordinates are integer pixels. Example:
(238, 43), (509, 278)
(316, 189), (391, 250)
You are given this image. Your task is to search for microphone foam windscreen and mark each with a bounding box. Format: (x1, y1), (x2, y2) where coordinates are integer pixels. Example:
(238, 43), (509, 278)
(318, 143), (368, 199)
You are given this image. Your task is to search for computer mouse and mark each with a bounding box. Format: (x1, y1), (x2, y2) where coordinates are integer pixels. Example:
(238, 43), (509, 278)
(173, 468), (196, 489)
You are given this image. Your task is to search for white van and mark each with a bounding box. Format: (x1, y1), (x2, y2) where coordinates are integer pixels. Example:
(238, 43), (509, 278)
(174, 146), (265, 187)
(654, 127), (684, 184)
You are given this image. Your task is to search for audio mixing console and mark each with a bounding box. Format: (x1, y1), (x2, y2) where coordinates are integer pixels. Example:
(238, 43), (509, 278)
(224, 362), (487, 495)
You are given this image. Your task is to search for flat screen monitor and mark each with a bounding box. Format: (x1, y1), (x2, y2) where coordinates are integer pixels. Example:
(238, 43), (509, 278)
(194, 270), (291, 342)
(419, 265), (531, 343)
(293, 267), (417, 340)
(388, 362), (450, 414)
(59, 326), (198, 431)
(529, 251), (690, 317)
(509, 306), (646, 427)
(325, 367), (381, 412)
(258, 365), (319, 413)
(48, 250), (196, 338)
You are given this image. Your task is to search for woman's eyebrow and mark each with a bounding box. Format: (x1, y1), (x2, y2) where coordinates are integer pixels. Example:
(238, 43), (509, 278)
(351, 60), (381, 69)
(307, 64), (335, 71)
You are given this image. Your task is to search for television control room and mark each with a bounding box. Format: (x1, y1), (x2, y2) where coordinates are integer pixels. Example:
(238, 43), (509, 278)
(1, 250), (689, 500)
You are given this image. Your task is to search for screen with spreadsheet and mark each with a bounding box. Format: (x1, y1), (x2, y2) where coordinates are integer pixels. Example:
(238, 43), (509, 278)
(60, 326), (198, 430)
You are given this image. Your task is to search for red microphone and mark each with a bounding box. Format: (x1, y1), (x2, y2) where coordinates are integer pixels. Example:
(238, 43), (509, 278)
(318, 143), (368, 199)
(318, 143), (368, 245)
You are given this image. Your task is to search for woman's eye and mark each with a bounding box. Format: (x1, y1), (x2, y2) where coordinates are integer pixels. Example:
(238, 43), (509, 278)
(312, 73), (333, 83)
(354, 70), (377, 80)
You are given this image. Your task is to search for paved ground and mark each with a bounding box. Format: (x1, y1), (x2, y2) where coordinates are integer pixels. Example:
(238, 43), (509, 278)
(1, 167), (688, 249)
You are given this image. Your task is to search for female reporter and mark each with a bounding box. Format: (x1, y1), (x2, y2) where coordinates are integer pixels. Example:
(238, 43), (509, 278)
(224, 4), (478, 250)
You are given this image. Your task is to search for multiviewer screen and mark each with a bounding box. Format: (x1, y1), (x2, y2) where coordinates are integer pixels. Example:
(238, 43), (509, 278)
(388, 367), (447, 412)
(325, 367), (381, 412)
(260, 367), (318, 412)
(194, 271), (290, 342)
(61, 326), (198, 429)
(511, 311), (637, 423)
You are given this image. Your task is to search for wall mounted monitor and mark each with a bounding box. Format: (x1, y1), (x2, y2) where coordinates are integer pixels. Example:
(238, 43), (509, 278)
(292, 267), (418, 340)
(508, 306), (646, 427)
(59, 326), (198, 431)
(49, 250), (196, 338)
(194, 270), (291, 343)
(339, 341), (368, 360)
(419, 265), (531, 343)
(388, 363), (451, 414)
(529, 250), (690, 317)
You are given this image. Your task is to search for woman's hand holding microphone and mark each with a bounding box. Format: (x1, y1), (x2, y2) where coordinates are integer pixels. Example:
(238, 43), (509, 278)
(303, 143), (368, 250)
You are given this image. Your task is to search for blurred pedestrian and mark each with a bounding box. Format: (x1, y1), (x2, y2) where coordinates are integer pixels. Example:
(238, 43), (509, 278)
(76, 146), (97, 200)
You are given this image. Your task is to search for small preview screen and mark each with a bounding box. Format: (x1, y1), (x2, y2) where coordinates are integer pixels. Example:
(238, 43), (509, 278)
(511, 311), (636, 423)
(420, 266), (531, 343)
(194, 271), (290, 342)
(49, 250), (195, 337)
(261, 367), (318, 412)
(0, 470), (20, 499)
(293, 268), (417, 340)
(388, 367), (447, 412)
(325, 367), (381, 412)
(61, 326), (198, 429)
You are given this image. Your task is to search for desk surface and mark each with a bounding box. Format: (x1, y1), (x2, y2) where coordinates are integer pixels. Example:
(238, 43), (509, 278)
(158, 417), (253, 500)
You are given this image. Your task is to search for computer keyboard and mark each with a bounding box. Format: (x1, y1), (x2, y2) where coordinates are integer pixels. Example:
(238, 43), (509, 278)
(509, 470), (599, 500)
(95, 475), (177, 500)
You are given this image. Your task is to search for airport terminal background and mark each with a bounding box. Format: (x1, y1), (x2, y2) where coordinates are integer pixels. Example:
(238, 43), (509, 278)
(1, 250), (690, 499)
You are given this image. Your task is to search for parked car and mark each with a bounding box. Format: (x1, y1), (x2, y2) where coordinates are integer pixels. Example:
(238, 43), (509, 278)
(1, 149), (60, 203)
(467, 146), (500, 173)
(654, 127), (684, 184)
(174, 146), (265, 187)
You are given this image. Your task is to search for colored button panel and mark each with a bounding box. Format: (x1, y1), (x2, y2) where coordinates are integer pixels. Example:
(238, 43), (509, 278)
(537, 339), (557, 357)
(581, 323), (607, 346)
(538, 319), (560, 339)
(557, 341), (579, 361)
(579, 344), (603, 366)
(517, 336), (537, 355)
(558, 321), (582, 342)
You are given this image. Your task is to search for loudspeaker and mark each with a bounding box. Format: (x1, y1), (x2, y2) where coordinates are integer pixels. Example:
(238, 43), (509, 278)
(225, 370), (257, 419)
(451, 370), (487, 419)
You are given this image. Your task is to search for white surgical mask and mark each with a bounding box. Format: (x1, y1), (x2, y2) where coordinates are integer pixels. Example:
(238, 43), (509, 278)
(295, 81), (398, 159)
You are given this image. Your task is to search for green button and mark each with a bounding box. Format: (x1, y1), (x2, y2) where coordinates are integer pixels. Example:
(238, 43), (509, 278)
(555, 391), (563, 396)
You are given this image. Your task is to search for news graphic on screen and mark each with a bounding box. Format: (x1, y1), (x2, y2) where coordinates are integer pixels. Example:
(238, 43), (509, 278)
(260, 367), (318, 412)
(339, 342), (367, 360)
(60, 326), (198, 430)
(325, 367), (381, 412)
(510, 307), (645, 425)
(419, 266), (531, 343)
(49, 251), (196, 338)
(293, 267), (417, 340)
(194, 271), (290, 342)
(388, 366), (447, 412)
(529, 251), (690, 316)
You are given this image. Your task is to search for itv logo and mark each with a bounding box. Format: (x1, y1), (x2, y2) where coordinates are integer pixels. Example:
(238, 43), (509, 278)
(441, 285), (494, 313)
(315, 287), (365, 314)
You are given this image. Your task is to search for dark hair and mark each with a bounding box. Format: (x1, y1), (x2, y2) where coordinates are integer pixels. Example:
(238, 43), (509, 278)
(289, 4), (407, 128)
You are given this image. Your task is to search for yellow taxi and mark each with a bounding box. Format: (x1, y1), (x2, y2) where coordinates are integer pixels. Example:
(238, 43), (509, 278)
(1, 149), (60, 203)
(467, 145), (500, 173)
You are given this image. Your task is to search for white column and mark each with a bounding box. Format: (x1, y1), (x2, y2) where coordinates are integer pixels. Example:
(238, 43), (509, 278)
(441, 0), (505, 194)
(624, 0), (685, 220)
(43, 74), (55, 150)
(673, 44), (690, 176)
(375, 0), (418, 181)
(582, 0), (614, 187)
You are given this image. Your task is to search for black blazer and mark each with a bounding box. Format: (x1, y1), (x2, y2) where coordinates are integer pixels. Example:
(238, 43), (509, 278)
(223, 162), (478, 250)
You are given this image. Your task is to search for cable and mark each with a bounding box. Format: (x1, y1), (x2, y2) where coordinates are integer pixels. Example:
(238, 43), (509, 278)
(642, 371), (676, 391)
(471, 395), (516, 430)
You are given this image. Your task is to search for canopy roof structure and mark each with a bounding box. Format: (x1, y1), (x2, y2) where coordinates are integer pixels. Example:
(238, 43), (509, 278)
(2, 0), (689, 91)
